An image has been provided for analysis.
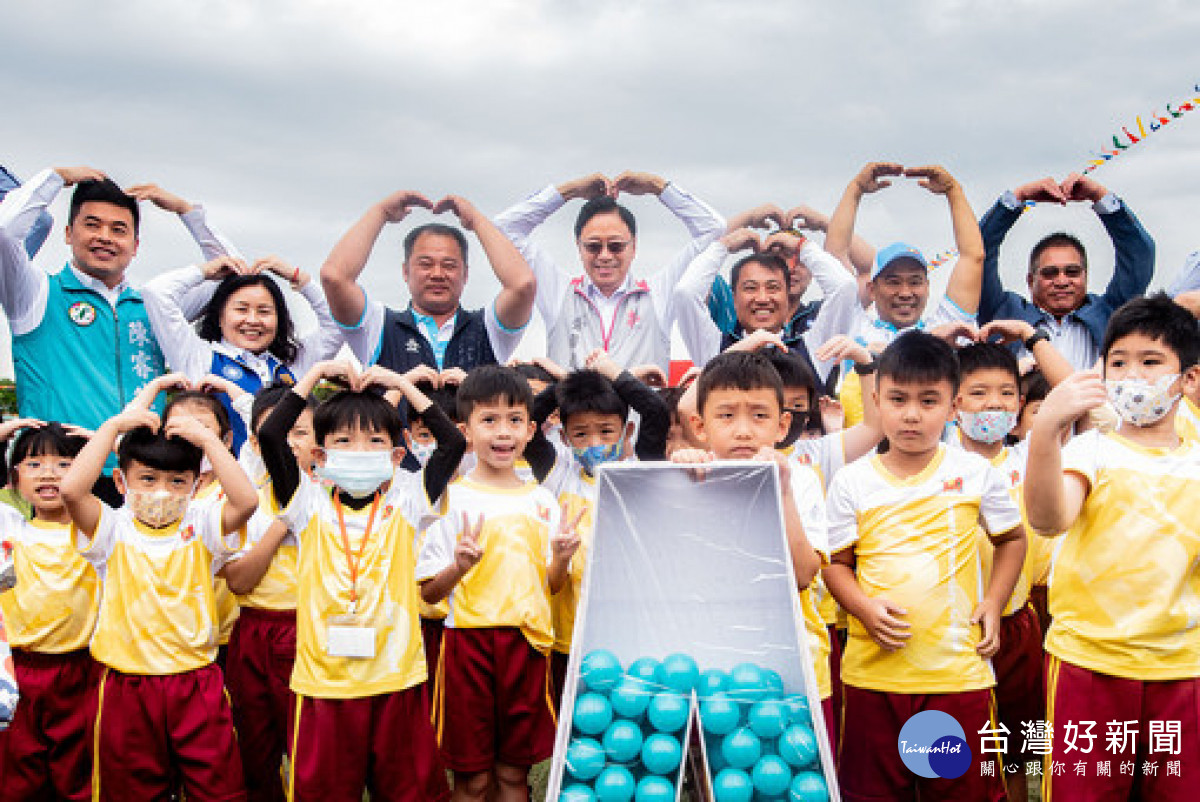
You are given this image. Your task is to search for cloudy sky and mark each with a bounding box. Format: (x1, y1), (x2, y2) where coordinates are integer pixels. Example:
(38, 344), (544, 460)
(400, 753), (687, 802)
(4, 0), (1199, 374)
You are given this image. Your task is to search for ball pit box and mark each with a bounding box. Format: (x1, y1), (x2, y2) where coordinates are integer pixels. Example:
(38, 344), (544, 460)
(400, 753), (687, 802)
(547, 461), (840, 801)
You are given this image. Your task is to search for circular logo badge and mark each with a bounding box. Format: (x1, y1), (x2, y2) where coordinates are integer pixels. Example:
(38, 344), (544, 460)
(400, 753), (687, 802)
(68, 301), (96, 327)
(897, 710), (972, 779)
(222, 364), (244, 381)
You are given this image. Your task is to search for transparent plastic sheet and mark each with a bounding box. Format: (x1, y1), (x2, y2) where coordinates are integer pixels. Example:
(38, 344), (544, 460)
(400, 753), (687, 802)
(0, 542), (16, 730)
(548, 461), (840, 801)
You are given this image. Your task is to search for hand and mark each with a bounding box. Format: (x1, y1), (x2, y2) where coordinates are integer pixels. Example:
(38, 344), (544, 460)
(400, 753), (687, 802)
(312, 360), (361, 391)
(126, 183), (194, 215)
(0, 418), (43, 442)
(613, 170), (667, 197)
(853, 162), (904, 194)
(1013, 177), (1067, 205)
(54, 165), (106, 186)
(728, 328), (788, 354)
(903, 165), (958, 195)
(861, 597), (910, 651)
(557, 173), (613, 202)
(720, 228), (762, 253)
(432, 195), (481, 231)
(753, 446), (791, 484)
(359, 365), (406, 393)
(670, 448), (714, 481)
(61, 424), (94, 440)
(814, 335), (870, 366)
(253, 256), (308, 290)
(530, 356), (568, 382)
(454, 513), (485, 572)
(200, 255), (251, 281)
(439, 367), (467, 387)
(819, 396), (845, 433)
(784, 204), (830, 233)
(1036, 370), (1108, 431)
(630, 364), (667, 389)
(677, 365), (702, 389)
(163, 414), (220, 448)
(726, 203), (787, 233)
(978, 319), (1036, 346)
(110, 407), (161, 435)
(584, 348), (621, 381)
(762, 231), (805, 259)
(141, 372), (193, 401)
(928, 321), (980, 345)
(1060, 172), (1107, 203)
(198, 374), (247, 400)
(972, 599), (1002, 657)
(551, 504), (585, 563)
(402, 364), (442, 388)
(376, 190), (434, 224)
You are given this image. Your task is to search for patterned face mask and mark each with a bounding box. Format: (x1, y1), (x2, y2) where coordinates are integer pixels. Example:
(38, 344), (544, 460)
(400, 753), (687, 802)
(957, 409), (1017, 445)
(1106, 374), (1180, 427)
(571, 441), (625, 476)
(127, 488), (192, 529)
(408, 442), (436, 467)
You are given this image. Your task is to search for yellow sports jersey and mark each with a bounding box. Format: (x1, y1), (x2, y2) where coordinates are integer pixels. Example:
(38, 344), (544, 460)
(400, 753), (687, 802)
(195, 483), (240, 645)
(280, 470), (434, 699)
(549, 468), (596, 655)
(80, 499), (238, 675)
(791, 436), (848, 631)
(1047, 429), (1200, 680)
(1175, 396), (1200, 442)
(787, 463), (832, 701)
(234, 484), (298, 612)
(839, 370), (865, 429)
(826, 445), (1023, 694)
(0, 506), (99, 652)
(416, 477), (561, 654)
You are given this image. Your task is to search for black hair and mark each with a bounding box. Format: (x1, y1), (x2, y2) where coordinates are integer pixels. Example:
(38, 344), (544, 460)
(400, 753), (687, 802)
(9, 423), (87, 470)
(403, 223), (469, 265)
(69, 178), (140, 234)
(1029, 232), (1087, 275)
(1102, 292), (1200, 370)
(574, 196), (637, 239)
(117, 426), (203, 475)
(556, 369), (628, 426)
(408, 381), (461, 426)
(876, 330), (961, 392)
(1021, 369), (1050, 404)
(513, 362), (555, 386)
(730, 253), (789, 289)
(457, 365), (534, 420)
(956, 342), (1020, 386)
(657, 385), (686, 422)
(164, 391), (233, 443)
(314, 391), (404, 446)
(196, 274), (299, 364)
(250, 382), (316, 434)
(696, 351), (784, 413)
(765, 350), (817, 393)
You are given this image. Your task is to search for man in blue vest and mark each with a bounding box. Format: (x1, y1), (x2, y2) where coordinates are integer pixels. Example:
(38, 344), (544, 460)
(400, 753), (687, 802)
(321, 190), (536, 376)
(0, 165), (236, 503)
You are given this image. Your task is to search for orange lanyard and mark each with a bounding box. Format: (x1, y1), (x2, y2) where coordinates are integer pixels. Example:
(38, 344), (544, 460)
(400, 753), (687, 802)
(334, 492), (381, 609)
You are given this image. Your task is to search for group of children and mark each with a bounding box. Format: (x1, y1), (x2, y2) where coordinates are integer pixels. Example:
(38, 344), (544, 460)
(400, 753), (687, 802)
(0, 288), (1198, 802)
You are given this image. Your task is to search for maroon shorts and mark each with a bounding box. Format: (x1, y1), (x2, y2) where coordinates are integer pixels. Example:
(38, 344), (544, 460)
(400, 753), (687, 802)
(551, 649), (570, 713)
(1043, 655), (1200, 801)
(288, 687), (449, 802)
(94, 662), (245, 801)
(0, 648), (100, 802)
(433, 627), (556, 774)
(226, 607), (296, 802)
(820, 696), (837, 765)
(828, 624), (844, 752)
(991, 603), (1044, 766)
(838, 684), (1006, 802)
(419, 616), (444, 708)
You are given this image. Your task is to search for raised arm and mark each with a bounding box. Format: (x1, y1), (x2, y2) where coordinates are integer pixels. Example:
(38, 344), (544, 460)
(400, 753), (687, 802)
(253, 256), (345, 372)
(904, 165), (984, 316)
(61, 408), (159, 537)
(126, 183), (243, 263)
(978, 319), (1075, 388)
(1060, 174), (1155, 312)
(825, 162), (904, 281)
(142, 257), (249, 378)
(977, 178), (1066, 323)
(164, 415), (257, 535)
(588, 351), (672, 461)
(220, 519), (289, 595)
(674, 231), (759, 366)
(787, 204), (876, 278)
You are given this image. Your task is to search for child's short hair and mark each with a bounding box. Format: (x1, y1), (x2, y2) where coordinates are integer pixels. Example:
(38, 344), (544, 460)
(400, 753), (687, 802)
(117, 426), (203, 475)
(556, 370), (628, 425)
(696, 351), (784, 413)
(164, 391), (232, 442)
(877, 330), (960, 392)
(408, 382), (460, 426)
(657, 385), (686, 424)
(9, 423), (87, 468)
(250, 382), (317, 434)
(1102, 292), (1200, 369)
(956, 342), (1020, 385)
(765, 350), (817, 393)
(457, 366), (534, 420)
(69, 179), (140, 233)
(1021, 369), (1050, 404)
(513, 363), (555, 387)
(314, 391), (403, 446)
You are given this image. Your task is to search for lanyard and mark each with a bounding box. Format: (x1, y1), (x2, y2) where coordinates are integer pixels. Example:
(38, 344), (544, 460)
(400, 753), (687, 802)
(333, 492), (381, 611)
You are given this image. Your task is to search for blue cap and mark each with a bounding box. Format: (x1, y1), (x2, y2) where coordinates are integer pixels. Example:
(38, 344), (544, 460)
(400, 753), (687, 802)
(871, 242), (928, 280)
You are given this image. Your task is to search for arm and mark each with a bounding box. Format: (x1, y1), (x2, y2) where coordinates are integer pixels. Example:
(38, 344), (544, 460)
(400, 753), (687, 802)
(674, 234), (754, 365)
(977, 179), (1066, 323)
(255, 257), (345, 371)
(974, 525), (1026, 657)
(771, 452), (821, 588)
(811, 337), (883, 461)
(824, 162), (904, 281)
(126, 183), (243, 262)
(905, 166), (984, 316)
(589, 352), (672, 461)
(219, 518), (289, 596)
(822, 551), (911, 651)
(1059, 174), (1155, 312)
(420, 513), (483, 605)
(142, 260), (245, 378)
(164, 416), (257, 535)
(640, 173), (727, 322)
(787, 204), (876, 277)
(978, 319), (1075, 387)
(525, 382), (562, 483)
(61, 409), (159, 537)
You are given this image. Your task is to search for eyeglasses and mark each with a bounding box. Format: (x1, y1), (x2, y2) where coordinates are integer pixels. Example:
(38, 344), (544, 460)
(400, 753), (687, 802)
(1034, 265), (1084, 280)
(581, 240), (630, 256)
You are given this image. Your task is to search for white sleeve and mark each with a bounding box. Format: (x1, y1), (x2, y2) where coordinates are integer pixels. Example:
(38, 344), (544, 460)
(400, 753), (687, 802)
(292, 280), (346, 374)
(141, 265), (217, 379)
(179, 205), (244, 262)
(645, 184), (726, 326)
(1059, 429), (1100, 487)
(979, 463), (1023, 536)
(415, 507), (458, 581)
(339, 296), (386, 368)
(799, 240), (856, 299)
(542, 489), (564, 568)
(493, 185), (570, 331)
(671, 242), (726, 366)
(802, 280), (869, 381)
(923, 292), (975, 328)
(278, 472), (318, 537)
(824, 471), (860, 554)
(193, 496), (241, 572)
(75, 504), (119, 567)
(0, 227), (49, 336)
(788, 465), (828, 560)
(484, 299), (527, 365)
(0, 169), (62, 242)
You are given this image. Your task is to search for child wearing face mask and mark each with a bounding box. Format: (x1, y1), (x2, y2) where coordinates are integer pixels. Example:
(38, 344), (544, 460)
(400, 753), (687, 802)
(59, 405), (258, 801)
(1025, 294), (1200, 802)
(256, 359), (465, 802)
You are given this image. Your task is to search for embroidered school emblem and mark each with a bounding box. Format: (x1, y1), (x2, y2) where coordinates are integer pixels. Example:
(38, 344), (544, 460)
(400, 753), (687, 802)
(180, 525), (196, 542)
(222, 364), (244, 381)
(1010, 470), (1021, 487)
(67, 301), (96, 327)
(535, 503), (552, 523)
(942, 477), (963, 492)
(382, 504), (394, 520)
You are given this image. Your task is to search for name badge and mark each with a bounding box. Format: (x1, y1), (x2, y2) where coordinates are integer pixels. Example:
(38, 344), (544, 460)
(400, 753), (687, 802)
(327, 616), (376, 658)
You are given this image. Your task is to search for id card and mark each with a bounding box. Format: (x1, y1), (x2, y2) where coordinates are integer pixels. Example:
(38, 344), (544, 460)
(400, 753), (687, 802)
(327, 615), (376, 659)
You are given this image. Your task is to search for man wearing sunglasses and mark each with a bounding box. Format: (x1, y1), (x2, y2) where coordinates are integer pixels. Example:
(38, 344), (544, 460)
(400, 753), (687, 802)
(495, 171), (724, 371)
(976, 172), (1154, 370)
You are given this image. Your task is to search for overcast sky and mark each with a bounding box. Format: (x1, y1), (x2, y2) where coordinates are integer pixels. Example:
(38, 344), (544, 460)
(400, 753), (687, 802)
(4, 0), (1199, 375)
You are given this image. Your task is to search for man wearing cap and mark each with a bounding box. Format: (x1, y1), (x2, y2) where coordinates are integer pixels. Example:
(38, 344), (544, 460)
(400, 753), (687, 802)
(976, 173), (1154, 370)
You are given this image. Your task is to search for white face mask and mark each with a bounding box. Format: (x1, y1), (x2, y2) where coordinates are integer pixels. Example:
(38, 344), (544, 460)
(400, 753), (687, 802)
(957, 409), (1017, 445)
(408, 441), (436, 467)
(1106, 374), (1180, 427)
(316, 449), (394, 498)
(127, 488), (192, 529)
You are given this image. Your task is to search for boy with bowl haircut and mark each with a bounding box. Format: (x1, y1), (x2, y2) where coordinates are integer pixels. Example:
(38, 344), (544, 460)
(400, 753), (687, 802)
(60, 407), (258, 801)
(256, 360), (465, 802)
(1025, 293), (1200, 801)
(823, 330), (1025, 802)
(417, 366), (581, 802)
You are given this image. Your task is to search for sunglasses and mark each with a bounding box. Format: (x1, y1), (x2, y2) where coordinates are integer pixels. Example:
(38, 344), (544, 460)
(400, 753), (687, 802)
(1034, 265), (1084, 280)
(581, 240), (630, 256)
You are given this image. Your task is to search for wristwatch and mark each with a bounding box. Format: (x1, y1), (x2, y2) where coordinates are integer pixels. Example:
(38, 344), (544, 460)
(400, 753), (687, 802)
(1024, 329), (1050, 351)
(853, 360), (878, 376)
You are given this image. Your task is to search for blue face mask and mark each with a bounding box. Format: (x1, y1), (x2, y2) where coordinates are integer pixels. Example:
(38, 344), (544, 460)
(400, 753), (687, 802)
(571, 441), (625, 476)
(316, 449), (394, 498)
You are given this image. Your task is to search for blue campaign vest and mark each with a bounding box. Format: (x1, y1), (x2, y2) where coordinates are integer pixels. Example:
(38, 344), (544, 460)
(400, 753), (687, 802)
(209, 349), (295, 454)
